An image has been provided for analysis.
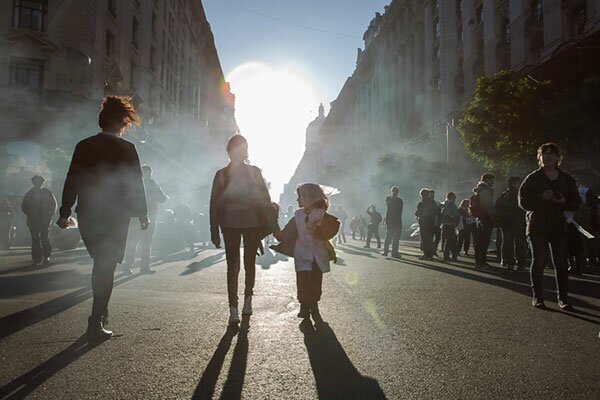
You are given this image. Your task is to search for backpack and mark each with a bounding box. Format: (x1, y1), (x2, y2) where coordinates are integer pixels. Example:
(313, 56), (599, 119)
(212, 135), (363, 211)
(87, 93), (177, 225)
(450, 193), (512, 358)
(469, 192), (484, 218)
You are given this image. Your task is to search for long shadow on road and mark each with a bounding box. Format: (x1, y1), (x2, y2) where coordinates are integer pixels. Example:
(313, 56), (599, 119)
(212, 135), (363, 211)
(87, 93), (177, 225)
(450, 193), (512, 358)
(181, 251), (225, 276)
(192, 316), (249, 400)
(301, 320), (387, 400)
(400, 257), (600, 325)
(0, 335), (101, 399)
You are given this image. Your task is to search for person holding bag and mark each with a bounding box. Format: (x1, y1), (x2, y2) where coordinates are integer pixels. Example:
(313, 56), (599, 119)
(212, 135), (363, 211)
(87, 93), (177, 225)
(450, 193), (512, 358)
(209, 134), (272, 325)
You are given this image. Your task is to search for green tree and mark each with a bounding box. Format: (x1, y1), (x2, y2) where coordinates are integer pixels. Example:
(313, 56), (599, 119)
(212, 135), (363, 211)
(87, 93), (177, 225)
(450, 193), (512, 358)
(457, 70), (559, 175)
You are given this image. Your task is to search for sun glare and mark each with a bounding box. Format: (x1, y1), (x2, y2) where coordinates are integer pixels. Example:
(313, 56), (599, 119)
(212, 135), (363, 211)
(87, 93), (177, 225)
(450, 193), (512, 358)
(226, 62), (320, 200)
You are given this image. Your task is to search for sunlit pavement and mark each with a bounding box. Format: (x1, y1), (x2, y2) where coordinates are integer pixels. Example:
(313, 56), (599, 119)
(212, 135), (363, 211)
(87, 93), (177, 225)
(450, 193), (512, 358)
(1, 240), (599, 400)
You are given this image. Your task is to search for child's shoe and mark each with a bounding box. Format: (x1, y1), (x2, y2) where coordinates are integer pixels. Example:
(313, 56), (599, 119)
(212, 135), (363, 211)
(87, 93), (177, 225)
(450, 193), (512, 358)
(310, 302), (324, 326)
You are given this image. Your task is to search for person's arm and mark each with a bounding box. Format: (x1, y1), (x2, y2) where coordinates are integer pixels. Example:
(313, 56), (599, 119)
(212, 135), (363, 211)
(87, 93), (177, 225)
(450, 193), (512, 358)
(59, 143), (83, 219)
(519, 173), (544, 212)
(209, 171), (222, 247)
(562, 175), (582, 212)
(49, 190), (57, 216)
(21, 192), (30, 216)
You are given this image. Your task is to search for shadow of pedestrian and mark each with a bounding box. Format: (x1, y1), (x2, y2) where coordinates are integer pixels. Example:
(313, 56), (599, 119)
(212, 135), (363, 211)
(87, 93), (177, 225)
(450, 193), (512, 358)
(0, 274), (139, 340)
(180, 252), (225, 276)
(301, 320), (387, 400)
(0, 335), (101, 399)
(192, 316), (250, 400)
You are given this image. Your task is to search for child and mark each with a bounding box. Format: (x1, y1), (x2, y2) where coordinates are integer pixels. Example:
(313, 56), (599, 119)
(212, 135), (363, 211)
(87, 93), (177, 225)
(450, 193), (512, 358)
(273, 183), (339, 325)
(440, 192), (460, 261)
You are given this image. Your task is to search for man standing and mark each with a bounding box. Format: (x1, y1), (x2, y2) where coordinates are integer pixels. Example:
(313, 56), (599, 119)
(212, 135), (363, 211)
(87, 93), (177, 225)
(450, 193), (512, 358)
(336, 205), (348, 244)
(382, 186), (403, 258)
(0, 198), (13, 250)
(21, 175), (57, 267)
(472, 173), (497, 268)
(496, 176), (527, 270)
(123, 165), (168, 274)
(364, 204), (382, 249)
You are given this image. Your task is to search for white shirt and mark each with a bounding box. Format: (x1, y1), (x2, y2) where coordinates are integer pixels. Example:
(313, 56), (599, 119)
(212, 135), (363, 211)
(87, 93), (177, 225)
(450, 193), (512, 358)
(293, 208), (330, 273)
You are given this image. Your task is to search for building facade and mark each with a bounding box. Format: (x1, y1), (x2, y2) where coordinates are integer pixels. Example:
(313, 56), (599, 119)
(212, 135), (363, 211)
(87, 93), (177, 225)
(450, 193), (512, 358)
(0, 0), (237, 196)
(285, 0), (600, 213)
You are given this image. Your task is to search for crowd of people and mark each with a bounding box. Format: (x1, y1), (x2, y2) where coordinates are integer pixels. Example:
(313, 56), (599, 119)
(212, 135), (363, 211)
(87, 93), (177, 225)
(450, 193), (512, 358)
(3, 95), (599, 342)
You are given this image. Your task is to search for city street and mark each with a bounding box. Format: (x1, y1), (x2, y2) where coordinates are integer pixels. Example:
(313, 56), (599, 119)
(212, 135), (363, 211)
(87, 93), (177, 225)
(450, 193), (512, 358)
(0, 240), (599, 399)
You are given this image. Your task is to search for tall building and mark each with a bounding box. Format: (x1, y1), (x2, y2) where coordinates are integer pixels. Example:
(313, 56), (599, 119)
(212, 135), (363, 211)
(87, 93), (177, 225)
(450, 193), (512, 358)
(286, 0), (600, 213)
(0, 0), (237, 196)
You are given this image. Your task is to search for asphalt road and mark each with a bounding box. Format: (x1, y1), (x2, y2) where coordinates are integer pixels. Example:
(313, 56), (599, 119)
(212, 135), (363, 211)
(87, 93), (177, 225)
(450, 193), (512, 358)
(0, 239), (599, 400)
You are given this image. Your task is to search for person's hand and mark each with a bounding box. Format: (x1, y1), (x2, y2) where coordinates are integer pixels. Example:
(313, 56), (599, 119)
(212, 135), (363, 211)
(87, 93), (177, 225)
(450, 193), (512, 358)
(552, 191), (566, 204)
(211, 232), (221, 248)
(139, 216), (150, 230)
(56, 217), (69, 229)
(542, 189), (554, 201)
(273, 228), (282, 241)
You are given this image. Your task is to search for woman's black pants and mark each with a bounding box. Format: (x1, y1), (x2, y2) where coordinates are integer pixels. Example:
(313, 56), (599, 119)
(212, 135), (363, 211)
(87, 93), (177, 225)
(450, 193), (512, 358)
(222, 228), (261, 307)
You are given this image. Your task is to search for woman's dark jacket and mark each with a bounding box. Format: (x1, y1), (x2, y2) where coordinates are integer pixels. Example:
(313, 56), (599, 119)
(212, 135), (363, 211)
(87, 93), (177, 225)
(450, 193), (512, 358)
(518, 168), (581, 236)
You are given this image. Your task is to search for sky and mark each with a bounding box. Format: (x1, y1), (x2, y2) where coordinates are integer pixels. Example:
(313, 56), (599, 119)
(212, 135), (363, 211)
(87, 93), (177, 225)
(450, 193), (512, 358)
(203, 0), (390, 198)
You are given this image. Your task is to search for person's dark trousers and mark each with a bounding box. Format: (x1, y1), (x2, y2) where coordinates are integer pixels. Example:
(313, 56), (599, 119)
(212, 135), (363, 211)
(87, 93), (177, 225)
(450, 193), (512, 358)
(442, 225), (458, 260)
(501, 222), (527, 267)
(28, 220), (52, 264)
(296, 262), (323, 304)
(383, 223), (401, 256)
(337, 222), (346, 243)
(222, 227), (261, 307)
(419, 223), (435, 258)
(433, 226), (441, 252)
(529, 232), (569, 302)
(90, 256), (118, 318)
(366, 224), (381, 248)
(474, 218), (493, 265)
(457, 223), (475, 254)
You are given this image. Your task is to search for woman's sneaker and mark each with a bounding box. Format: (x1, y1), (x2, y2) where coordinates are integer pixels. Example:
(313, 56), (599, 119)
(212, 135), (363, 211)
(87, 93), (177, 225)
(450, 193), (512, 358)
(229, 306), (240, 324)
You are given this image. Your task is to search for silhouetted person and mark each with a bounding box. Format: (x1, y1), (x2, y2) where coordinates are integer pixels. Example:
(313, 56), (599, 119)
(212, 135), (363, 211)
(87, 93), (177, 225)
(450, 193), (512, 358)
(457, 199), (476, 256)
(21, 175), (57, 267)
(364, 204), (382, 249)
(0, 198), (13, 250)
(430, 190), (442, 256)
(519, 143), (580, 310)
(440, 192), (460, 261)
(472, 173), (497, 268)
(57, 96), (148, 342)
(382, 186), (403, 258)
(578, 184), (599, 269)
(123, 165), (168, 274)
(496, 176), (527, 270)
(175, 200), (195, 253)
(210, 134), (272, 325)
(350, 216), (359, 240)
(336, 205), (348, 244)
(416, 188), (436, 260)
(358, 215), (367, 240)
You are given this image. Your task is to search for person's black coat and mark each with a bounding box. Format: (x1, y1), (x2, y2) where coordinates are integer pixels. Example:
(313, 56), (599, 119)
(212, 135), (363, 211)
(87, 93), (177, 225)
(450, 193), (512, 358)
(59, 133), (147, 220)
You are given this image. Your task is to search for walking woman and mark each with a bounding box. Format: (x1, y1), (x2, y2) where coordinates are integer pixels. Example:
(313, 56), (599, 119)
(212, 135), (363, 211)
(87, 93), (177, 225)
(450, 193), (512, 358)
(210, 134), (272, 324)
(519, 143), (581, 310)
(57, 96), (148, 341)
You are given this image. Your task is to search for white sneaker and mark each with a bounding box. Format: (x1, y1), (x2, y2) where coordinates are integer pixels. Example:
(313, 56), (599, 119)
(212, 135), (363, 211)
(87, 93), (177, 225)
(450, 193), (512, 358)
(229, 306), (240, 324)
(242, 295), (253, 315)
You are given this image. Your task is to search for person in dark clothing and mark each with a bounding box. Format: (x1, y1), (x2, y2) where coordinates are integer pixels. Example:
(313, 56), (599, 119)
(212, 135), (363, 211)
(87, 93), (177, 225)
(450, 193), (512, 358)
(382, 186), (403, 258)
(364, 204), (382, 248)
(578, 185), (599, 269)
(210, 134), (272, 325)
(416, 188), (437, 260)
(519, 143), (581, 310)
(57, 96), (148, 342)
(472, 173), (497, 268)
(123, 165), (168, 274)
(21, 175), (57, 267)
(430, 190), (442, 256)
(0, 198), (13, 249)
(336, 205), (348, 244)
(457, 199), (476, 255)
(441, 192), (460, 261)
(496, 176), (527, 270)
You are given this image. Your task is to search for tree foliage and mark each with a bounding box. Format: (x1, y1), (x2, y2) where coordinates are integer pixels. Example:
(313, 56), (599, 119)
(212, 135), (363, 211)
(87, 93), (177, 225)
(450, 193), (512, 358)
(457, 70), (559, 175)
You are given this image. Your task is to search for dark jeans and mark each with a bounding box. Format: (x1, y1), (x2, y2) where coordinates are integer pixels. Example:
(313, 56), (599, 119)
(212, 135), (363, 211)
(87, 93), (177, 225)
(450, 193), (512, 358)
(366, 224), (381, 248)
(442, 225), (458, 260)
(529, 232), (569, 302)
(475, 219), (493, 264)
(500, 222), (527, 266)
(28, 220), (52, 264)
(91, 257), (118, 319)
(457, 223), (476, 254)
(383, 223), (402, 255)
(420, 223), (435, 258)
(222, 227), (261, 307)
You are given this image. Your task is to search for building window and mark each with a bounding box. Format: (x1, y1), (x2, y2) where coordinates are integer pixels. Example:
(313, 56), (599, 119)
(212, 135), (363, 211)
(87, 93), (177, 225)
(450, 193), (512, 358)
(132, 17), (139, 49)
(434, 18), (440, 39)
(106, 30), (115, 59)
(152, 11), (158, 37)
(457, 24), (463, 42)
(107, 0), (116, 18)
(456, 0), (462, 18)
(476, 3), (484, 24)
(130, 61), (136, 90)
(133, 0), (141, 11)
(150, 46), (156, 72)
(503, 19), (511, 45)
(10, 57), (44, 88)
(12, 0), (47, 32)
